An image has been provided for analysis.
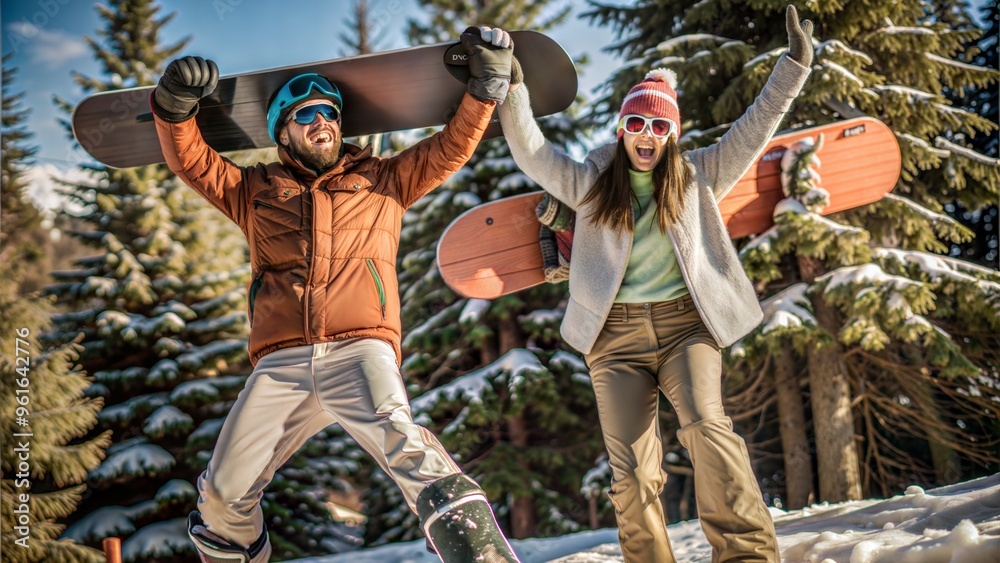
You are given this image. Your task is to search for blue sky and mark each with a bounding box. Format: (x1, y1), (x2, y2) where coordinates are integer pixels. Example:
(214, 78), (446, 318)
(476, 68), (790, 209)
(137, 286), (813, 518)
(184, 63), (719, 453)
(1, 0), (626, 171)
(1, 0), (993, 174)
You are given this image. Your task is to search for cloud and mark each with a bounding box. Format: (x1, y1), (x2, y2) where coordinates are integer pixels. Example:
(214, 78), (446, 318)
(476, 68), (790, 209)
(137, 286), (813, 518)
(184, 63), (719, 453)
(5, 22), (88, 69)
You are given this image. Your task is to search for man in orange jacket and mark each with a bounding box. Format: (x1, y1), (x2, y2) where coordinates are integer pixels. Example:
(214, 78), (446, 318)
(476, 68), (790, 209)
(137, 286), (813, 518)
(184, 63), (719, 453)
(151, 27), (521, 563)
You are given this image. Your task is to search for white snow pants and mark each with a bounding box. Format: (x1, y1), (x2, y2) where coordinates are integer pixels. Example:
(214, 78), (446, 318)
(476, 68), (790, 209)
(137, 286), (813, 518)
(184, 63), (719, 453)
(197, 338), (462, 549)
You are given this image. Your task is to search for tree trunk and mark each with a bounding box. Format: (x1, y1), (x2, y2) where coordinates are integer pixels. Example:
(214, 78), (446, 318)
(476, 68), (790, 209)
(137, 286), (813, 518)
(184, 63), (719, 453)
(498, 313), (537, 538)
(910, 366), (961, 484)
(588, 495), (599, 530)
(507, 414), (538, 538)
(800, 256), (863, 502)
(498, 314), (522, 355)
(771, 349), (815, 509)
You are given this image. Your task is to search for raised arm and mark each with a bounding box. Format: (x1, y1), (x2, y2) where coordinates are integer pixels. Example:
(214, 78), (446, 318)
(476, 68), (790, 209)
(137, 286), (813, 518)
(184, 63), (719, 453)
(687, 5), (813, 201)
(388, 26), (514, 208)
(498, 84), (612, 209)
(386, 93), (494, 208)
(152, 56), (248, 227)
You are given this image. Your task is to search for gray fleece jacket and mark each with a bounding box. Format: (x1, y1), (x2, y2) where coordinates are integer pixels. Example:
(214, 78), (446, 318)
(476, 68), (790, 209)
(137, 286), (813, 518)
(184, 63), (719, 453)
(498, 54), (811, 354)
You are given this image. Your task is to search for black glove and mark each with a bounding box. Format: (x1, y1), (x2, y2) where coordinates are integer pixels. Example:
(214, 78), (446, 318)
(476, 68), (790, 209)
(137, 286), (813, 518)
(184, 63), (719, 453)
(153, 56), (219, 122)
(786, 5), (814, 67)
(460, 26), (514, 103)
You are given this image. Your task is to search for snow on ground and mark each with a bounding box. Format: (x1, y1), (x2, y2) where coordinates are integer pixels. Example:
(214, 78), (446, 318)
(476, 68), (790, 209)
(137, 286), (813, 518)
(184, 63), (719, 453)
(293, 473), (1000, 562)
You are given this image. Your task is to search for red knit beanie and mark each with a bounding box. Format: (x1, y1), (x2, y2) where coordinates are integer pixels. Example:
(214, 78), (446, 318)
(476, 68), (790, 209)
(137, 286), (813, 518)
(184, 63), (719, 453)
(617, 68), (680, 140)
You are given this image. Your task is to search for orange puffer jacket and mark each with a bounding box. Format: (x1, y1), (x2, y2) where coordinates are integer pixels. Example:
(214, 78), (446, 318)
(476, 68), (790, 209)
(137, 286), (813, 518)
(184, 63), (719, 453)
(155, 93), (494, 365)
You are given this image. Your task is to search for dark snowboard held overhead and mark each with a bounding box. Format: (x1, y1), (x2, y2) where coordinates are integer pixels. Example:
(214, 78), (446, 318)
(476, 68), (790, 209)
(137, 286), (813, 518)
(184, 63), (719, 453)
(71, 31), (576, 168)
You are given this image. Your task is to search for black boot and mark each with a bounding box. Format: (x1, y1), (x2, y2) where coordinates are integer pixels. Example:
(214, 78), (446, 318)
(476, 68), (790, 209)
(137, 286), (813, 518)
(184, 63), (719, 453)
(188, 511), (270, 563)
(417, 474), (521, 563)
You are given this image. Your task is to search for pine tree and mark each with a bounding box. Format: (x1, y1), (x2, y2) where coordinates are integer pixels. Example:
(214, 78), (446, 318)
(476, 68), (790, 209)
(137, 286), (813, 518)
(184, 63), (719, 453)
(585, 0), (999, 504)
(1, 54), (110, 563)
(47, 2), (248, 560)
(1, 53), (43, 272)
(361, 0), (608, 544)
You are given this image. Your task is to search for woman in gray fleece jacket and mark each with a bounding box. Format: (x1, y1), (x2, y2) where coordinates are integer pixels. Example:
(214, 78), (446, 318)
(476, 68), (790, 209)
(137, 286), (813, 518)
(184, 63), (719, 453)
(498, 6), (812, 563)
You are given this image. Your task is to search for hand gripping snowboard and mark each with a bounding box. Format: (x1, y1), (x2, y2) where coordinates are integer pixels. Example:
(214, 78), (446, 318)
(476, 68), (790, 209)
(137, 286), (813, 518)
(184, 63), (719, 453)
(439, 117), (901, 299)
(72, 31), (576, 169)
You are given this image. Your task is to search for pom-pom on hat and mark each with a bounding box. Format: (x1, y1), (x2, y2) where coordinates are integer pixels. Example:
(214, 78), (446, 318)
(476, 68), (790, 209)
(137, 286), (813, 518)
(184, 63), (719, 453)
(617, 68), (681, 140)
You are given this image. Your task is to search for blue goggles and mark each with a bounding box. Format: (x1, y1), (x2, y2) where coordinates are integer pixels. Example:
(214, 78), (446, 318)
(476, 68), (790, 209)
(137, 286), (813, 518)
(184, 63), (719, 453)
(287, 102), (341, 126)
(267, 73), (343, 142)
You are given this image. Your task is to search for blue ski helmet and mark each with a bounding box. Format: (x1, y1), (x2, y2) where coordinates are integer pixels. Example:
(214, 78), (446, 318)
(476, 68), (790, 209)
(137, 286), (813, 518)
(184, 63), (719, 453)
(267, 73), (343, 143)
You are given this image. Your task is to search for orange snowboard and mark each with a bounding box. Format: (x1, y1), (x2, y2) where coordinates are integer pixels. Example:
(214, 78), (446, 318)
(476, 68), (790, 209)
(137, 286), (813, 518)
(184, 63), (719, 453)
(439, 117), (900, 299)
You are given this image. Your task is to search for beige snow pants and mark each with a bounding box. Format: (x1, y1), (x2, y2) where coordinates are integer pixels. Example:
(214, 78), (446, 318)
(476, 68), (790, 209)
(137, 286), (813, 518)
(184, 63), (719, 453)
(196, 338), (461, 552)
(585, 297), (779, 563)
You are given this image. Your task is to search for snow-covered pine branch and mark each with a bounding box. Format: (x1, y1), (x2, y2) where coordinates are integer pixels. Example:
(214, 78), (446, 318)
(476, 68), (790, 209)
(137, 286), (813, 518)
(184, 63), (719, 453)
(933, 137), (1000, 166)
(816, 39), (873, 64)
(759, 283), (817, 335)
(883, 194), (965, 230)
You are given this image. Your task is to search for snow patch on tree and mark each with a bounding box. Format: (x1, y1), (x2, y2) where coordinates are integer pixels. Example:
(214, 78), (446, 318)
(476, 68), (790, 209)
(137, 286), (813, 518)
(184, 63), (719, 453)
(760, 283), (816, 334)
(451, 191), (482, 209)
(99, 393), (170, 423)
(743, 47), (786, 69)
(189, 417), (226, 443)
(816, 39), (873, 64)
(933, 137), (1000, 166)
(819, 61), (865, 87)
(898, 133), (951, 158)
(741, 227), (779, 256)
(550, 351), (587, 374)
(817, 263), (920, 295)
(498, 171), (533, 190)
(144, 405), (194, 435)
(176, 339), (245, 369)
(171, 376), (245, 402)
(410, 348), (545, 412)
(656, 33), (737, 52)
(883, 194), (964, 229)
(875, 84), (937, 103)
(154, 479), (197, 503)
(459, 299), (490, 324)
(520, 308), (563, 329)
(122, 518), (192, 560)
(90, 440), (176, 480)
(773, 198), (866, 237)
(62, 505), (138, 542)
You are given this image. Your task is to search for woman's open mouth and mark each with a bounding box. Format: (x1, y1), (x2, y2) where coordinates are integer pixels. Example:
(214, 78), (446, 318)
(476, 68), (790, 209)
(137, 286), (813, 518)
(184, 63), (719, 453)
(636, 145), (655, 159)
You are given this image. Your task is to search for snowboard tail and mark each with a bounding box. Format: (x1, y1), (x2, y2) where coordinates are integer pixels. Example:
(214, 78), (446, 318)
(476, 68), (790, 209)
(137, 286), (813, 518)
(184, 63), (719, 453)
(439, 117), (901, 299)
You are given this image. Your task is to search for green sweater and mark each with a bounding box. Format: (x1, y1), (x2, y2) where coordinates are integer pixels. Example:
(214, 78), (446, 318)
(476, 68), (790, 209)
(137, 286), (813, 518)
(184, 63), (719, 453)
(615, 170), (689, 303)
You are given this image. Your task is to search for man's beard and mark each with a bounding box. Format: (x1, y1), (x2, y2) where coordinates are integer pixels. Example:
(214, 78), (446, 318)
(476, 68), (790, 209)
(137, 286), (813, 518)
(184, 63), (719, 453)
(288, 132), (343, 173)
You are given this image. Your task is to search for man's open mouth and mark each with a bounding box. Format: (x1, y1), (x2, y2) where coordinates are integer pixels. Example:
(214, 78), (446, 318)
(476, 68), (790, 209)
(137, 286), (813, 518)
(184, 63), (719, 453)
(310, 131), (334, 144)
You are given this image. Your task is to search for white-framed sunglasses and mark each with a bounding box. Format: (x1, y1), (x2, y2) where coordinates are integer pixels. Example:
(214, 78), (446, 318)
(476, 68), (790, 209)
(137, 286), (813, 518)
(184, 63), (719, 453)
(617, 114), (677, 139)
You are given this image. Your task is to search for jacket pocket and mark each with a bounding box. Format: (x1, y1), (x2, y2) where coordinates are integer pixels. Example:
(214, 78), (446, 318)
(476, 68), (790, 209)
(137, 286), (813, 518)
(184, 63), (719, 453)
(248, 274), (264, 323)
(365, 259), (387, 320)
(251, 187), (303, 232)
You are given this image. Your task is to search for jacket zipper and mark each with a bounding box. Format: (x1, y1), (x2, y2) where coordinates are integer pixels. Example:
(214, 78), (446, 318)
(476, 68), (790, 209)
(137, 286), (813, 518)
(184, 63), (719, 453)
(253, 199), (275, 210)
(304, 188), (316, 344)
(366, 259), (387, 319)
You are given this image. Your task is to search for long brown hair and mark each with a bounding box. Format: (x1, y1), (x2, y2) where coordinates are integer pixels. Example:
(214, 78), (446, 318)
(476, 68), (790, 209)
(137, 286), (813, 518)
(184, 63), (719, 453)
(581, 137), (691, 233)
